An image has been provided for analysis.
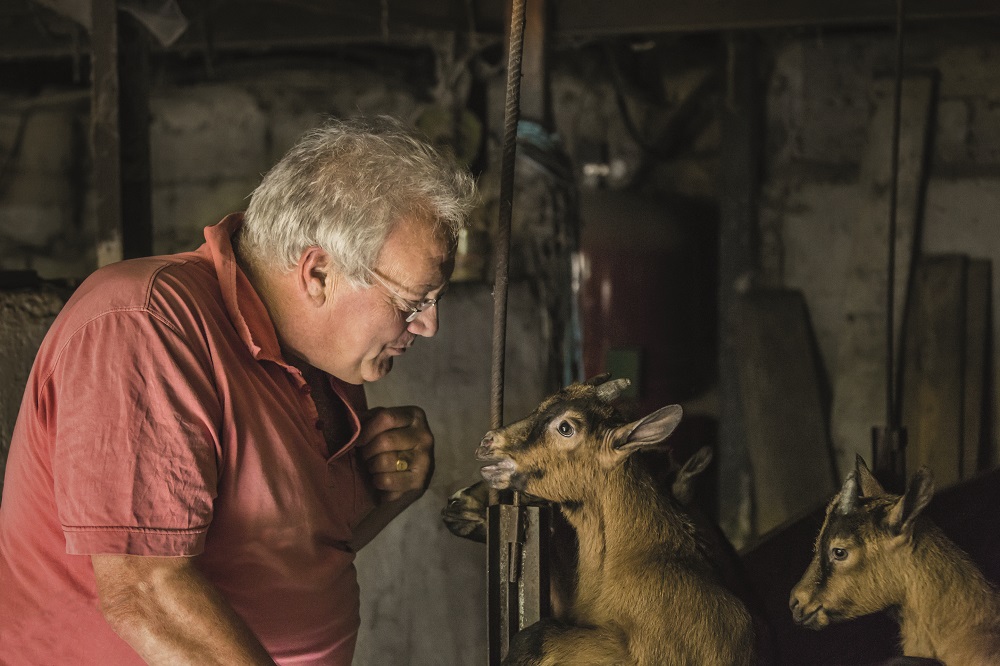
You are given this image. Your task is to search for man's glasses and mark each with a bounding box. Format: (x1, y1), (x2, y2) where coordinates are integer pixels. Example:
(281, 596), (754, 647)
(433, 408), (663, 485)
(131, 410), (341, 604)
(366, 268), (439, 323)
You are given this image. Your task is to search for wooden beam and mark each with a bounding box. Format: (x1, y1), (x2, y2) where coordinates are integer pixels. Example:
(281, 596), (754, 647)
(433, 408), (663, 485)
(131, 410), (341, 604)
(902, 255), (967, 490)
(91, 0), (123, 268)
(554, 0), (1000, 35)
(963, 260), (990, 478)
(519, 0), (548, 125)
(717, 33), (764, 546)
(734, 290), (838, 535)
(118, 11), (153, 259)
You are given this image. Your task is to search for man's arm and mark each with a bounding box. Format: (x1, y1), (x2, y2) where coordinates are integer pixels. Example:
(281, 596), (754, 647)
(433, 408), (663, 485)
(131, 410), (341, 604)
(348, 488), (425, 551)
(91, 554), (276, 666)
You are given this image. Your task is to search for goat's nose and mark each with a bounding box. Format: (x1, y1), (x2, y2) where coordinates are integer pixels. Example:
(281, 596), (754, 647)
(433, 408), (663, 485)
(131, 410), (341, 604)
(789, 591), (810, 623)
(475, 433), (495, 460)
(790, 602), (805, 623)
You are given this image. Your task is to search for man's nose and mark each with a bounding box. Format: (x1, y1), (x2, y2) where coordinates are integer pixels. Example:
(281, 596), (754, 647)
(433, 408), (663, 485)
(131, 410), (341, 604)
(407, 304), (439, 337)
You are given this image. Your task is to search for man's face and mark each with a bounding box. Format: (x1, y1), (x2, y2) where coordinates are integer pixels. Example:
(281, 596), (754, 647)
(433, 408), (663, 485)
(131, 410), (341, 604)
(311, 215), (454, 384)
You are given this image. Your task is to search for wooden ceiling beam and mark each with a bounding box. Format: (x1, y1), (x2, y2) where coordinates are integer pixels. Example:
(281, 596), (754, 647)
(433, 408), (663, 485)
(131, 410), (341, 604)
(1, 0), (998, 62)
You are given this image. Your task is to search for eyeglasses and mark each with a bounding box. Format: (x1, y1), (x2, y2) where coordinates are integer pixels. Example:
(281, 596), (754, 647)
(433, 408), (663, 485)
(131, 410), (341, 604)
(366, 268), (440, 323)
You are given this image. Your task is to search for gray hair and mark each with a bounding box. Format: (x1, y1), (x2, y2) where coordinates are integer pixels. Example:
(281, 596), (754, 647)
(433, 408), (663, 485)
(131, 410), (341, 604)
(240, 115), (478, 286)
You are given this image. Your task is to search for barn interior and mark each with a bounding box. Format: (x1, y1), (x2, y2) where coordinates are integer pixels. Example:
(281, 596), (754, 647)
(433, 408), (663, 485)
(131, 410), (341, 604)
(1, 0), (999, 664)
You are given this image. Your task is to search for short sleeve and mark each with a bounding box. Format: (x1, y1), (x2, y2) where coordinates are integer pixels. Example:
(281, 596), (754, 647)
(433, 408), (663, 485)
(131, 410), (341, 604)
(44, 310), (223, 556)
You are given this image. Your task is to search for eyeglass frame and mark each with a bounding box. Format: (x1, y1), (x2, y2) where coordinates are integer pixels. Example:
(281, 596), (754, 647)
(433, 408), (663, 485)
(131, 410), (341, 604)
(365, 267), (440, 323)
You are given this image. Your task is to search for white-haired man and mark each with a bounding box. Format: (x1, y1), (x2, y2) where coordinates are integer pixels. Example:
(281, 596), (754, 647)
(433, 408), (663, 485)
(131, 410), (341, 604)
(0, 116), (478, 665)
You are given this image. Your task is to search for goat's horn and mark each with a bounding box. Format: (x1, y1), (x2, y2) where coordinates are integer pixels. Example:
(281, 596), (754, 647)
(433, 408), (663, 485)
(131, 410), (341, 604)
(836, 471), (860, 515)
(596, 378), (631, 402)
(584, 373), (612, 386)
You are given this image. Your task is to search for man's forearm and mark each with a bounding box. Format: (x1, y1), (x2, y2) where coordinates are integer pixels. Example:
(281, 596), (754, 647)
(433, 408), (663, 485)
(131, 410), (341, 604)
(92, 554), (276, 666)
(348, 488), (424, 551)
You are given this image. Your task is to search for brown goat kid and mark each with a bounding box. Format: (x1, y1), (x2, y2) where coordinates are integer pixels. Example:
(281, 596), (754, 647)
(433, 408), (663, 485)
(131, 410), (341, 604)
(477, 376), (756, 666)
(790, 455), (1000, 665)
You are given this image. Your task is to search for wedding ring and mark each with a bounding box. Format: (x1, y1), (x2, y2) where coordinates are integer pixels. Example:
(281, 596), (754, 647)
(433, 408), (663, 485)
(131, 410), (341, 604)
(396, 457), (409, 472)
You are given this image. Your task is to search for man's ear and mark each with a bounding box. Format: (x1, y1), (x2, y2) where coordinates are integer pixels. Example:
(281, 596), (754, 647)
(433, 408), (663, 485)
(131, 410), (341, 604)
(297, 246), (333, 304)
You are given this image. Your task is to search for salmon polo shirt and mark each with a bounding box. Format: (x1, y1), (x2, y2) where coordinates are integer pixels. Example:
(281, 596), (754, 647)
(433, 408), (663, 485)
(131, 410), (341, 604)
(0, 213), (377, 665)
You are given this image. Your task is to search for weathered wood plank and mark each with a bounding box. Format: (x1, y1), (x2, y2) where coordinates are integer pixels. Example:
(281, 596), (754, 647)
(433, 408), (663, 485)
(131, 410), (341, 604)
(91, 0), (123, 267)
(829, 76), (936, 479)
(902, 255), (967, 489)
(718, 34), (765, 547)
(555, 0), (1000, 35)
(962, 259), (990, 478)
(118, 12), (153, 259)
(734, 289), (838, 536)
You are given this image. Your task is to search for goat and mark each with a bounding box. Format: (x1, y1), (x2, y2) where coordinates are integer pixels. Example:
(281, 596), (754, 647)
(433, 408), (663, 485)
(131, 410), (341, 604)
(474, 375), (756, 666)
(790, 455), (1000, 665)
(442, 444), (725, 623)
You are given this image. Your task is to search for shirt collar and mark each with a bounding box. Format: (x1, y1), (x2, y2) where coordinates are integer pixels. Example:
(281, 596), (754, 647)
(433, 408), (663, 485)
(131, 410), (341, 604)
(202, 213), (286, 366)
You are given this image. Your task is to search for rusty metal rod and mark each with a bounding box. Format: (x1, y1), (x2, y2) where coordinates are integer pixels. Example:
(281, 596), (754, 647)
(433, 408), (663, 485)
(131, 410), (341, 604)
(490, 0), (526, 434)
(873, 0), (908, 489)
(488, 0), (528, 663)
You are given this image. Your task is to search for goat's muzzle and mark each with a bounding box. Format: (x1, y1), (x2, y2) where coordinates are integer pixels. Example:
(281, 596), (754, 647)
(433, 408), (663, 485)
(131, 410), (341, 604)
(789, 592), (828, 630)
(476, 432), (516, 489)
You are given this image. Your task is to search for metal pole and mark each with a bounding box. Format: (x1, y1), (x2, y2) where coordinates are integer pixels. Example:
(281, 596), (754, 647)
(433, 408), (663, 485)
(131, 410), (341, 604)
(487, 0), (533, 663)
(873, 0), (908, 490)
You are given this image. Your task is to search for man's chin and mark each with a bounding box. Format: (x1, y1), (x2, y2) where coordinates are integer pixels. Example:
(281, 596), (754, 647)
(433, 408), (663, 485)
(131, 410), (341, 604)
(362, 356), (394, 383)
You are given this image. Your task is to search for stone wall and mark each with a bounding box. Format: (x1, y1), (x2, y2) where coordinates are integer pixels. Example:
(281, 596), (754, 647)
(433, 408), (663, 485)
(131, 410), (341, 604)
(761, 30), (1000, 493)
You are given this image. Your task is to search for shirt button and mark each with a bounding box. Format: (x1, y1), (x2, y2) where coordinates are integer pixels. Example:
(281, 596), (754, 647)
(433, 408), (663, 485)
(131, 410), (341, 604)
(315, 419), (324, 430)
(301, 384), (312, 394)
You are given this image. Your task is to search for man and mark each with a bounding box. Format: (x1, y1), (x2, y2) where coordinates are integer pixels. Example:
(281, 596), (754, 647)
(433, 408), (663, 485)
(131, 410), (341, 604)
(0, 116), (478, 664)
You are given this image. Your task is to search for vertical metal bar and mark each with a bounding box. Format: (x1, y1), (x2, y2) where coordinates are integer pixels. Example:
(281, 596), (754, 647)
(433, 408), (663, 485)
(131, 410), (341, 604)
(91, 0), (123, 267)
(886, 0), (905, 431)
(873, 0), (908, 489)
(490, 0), (526, 432)
(518, 505), (551, 628)
(488, 0), (527, 663)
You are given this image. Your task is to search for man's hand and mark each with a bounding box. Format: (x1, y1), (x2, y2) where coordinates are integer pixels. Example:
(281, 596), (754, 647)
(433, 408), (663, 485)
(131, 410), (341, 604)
(357, 405), (435, 503)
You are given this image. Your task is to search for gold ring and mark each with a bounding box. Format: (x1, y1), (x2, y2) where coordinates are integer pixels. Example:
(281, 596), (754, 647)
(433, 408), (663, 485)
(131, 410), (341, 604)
(395, 457), (409, 472)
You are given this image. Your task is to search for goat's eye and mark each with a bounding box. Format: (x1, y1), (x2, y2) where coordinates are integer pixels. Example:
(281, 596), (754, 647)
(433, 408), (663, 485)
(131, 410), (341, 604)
(556, 420), (575, 437)
(831, 547), (848, 561)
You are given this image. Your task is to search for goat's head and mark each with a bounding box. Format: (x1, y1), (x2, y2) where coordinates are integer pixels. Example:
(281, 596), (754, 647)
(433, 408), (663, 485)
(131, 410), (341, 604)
(475, 374), (683, 504)
(789, 455), (934, 630)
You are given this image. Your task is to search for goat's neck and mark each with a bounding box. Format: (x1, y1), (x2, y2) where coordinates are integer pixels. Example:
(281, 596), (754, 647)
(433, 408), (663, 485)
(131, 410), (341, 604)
(895, 525), (999, 660)
(562, 460), (696, 598)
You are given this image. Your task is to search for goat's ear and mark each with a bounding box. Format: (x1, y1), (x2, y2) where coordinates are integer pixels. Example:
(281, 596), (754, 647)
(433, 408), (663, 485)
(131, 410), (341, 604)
(886, 467), (934, 537)
(855, 454), (886, 497)
(615, 404), (683, 454)
(680, 446), (714, 478)
(835, 471), (860, 515)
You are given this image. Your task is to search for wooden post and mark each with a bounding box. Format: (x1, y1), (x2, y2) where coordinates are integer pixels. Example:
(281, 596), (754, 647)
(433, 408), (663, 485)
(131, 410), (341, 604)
(91, 0), (123, 267)
(118, 11), (153, 259)
(717, 33), (764, 545)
